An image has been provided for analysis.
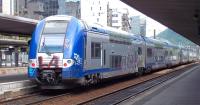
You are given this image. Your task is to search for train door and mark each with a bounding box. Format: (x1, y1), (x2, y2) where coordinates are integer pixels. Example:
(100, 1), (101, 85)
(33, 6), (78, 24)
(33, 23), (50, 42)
(83, 33), (87, 69)
(164, 50), (169, 66)
(101, 42), (107, 68)
(140, 36), (147, 73)
(84, 31), (106, 70)
(137, 45), (145, 71)
(179, 49), (183, 64)
(145, 46), (154, 72)
(138, 42), (146, 74)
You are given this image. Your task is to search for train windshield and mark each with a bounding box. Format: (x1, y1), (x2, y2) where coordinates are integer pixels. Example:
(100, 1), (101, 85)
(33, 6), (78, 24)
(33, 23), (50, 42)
(38, 20), (68, 53)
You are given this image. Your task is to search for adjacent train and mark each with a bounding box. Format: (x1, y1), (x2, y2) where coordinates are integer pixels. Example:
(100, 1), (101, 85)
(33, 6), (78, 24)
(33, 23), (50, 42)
(28, 15), (199, 89)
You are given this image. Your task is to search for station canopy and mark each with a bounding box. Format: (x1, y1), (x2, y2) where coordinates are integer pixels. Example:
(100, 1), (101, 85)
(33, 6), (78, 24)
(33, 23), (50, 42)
(122, 0), (200, 45)
(0, 13), (38, 35)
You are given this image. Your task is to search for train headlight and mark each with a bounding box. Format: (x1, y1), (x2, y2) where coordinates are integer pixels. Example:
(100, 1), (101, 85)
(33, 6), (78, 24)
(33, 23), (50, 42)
(67, 59), (72, 64)
(29, 59), (37, 68)
(63, 59), (74, 68)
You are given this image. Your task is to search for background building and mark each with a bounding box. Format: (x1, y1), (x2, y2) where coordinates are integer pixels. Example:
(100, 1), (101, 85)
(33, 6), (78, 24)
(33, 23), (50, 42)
(65, 0), (80, 19)
(2, 0), (15, 15)
(121, 9), (130, 31)
(107, 8), (130, 32)
(20, 0), (44, 20)
(130, 16), (146, 36)
(80, 0), (108, 26)
(64, 0), (108, 26)
(140, 18), (146, 36)
(1, 0), (61, 20)
(42, 0), (59, 17)
(130, 16), (140, 35)
(58, 0), (66, 15)
(107, 3), (112, 27)
(0, 0), (2, 12)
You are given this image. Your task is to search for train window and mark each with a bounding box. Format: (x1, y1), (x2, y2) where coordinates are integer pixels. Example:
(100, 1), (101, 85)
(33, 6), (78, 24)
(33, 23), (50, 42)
(122, 56), (126, 68)
(43, 20), (68, 34)
(170, 51), (173, 56)
(147, 48), (152, 57)
(110, 55), (122, 69)
(165, 51), (168, 56)
(155, 56), (157, 61)
(91, 42), (101, 59)
(114, 56), (118, 68)
(138, 47), (142, 55)
(161, 56), (164, 61)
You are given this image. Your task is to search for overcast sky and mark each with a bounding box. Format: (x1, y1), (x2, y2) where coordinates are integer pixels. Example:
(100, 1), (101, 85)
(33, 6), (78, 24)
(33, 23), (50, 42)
(109, 0), (167, 37)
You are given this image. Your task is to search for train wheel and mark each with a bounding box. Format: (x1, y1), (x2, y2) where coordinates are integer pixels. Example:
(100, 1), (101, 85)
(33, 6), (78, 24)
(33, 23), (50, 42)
(96, 73), (102, 84)
(145, 66), (152, 74)
(92, 74), (98, 85)
(167, 64), (171, 68)
(83, 75), (90, 87)
(137, 67), (144, 76)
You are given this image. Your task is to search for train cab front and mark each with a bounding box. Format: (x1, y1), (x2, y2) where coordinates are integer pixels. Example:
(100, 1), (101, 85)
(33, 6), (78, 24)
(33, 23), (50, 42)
(28, 16), (84, 89)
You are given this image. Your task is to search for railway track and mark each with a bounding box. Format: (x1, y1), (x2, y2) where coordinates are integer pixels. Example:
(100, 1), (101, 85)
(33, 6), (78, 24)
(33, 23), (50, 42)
(81, 64), (199, 105)
(0, 63), (198, 105)
(0, 89), (72, 105)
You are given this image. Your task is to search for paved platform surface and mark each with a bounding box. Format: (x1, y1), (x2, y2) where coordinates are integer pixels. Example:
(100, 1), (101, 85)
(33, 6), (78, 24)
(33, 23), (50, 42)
(0, 67), (27, 75)
(0, 74), (28, 83)
(0, 67), (28, 83)
(125, 65), (200, 105)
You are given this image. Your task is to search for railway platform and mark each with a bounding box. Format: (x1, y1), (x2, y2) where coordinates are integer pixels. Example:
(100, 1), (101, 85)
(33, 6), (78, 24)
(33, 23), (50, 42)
(0, 67), (28, 83)
(121, 64), (200, 105)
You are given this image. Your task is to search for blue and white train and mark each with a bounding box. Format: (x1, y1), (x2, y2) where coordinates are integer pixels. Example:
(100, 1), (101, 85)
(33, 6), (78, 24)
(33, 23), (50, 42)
(28, 15), (199, 89)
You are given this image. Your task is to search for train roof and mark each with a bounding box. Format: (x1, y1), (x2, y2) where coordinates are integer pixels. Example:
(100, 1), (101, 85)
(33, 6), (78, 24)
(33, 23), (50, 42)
(42, 15), (180, 49)
(85, 21), (180, 49)
(45, 15), (73, 21)
(84, 22), (146, 42)
(156, 38), (180, 48)
(142, 36), (179, 49)
(86, 22), (132, 36)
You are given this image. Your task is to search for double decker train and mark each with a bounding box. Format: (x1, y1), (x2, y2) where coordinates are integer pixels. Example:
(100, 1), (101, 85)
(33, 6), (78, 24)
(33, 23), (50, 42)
(28, 15), (199, 89)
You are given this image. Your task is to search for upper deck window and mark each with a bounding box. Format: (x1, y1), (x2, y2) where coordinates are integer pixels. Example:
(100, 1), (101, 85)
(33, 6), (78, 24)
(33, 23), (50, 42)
(38, 20), (68, 53)
(43, 20), (68, 34)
